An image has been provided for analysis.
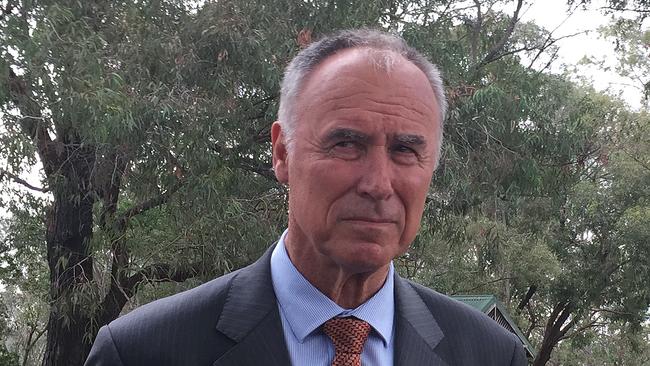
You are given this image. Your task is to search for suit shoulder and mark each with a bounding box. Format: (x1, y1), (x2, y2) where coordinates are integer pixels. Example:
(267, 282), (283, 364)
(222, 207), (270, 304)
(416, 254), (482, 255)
(112, 269), (239, 328)
(406, 280), (521, 345)
(93, 269), (243, 365)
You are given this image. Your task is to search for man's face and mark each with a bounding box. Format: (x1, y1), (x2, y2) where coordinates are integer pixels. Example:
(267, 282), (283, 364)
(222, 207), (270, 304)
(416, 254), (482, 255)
(272, 48), (441, 275)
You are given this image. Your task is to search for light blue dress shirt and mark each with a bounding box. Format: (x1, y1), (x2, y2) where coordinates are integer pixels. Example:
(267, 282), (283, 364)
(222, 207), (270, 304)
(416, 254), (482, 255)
(270, 230), (395, 366)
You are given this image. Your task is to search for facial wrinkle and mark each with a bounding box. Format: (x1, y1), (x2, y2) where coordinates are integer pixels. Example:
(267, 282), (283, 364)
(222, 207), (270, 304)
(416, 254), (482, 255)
(319, 90), (435, 123)
(321, 106), (430, 128)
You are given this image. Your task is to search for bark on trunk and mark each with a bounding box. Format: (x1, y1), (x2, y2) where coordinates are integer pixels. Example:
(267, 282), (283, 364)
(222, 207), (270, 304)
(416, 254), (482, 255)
(533, 335), (558, 366)
(532, 301), (574, 366)
(41, 143), (96, 366)
(42, 309), (92, 366)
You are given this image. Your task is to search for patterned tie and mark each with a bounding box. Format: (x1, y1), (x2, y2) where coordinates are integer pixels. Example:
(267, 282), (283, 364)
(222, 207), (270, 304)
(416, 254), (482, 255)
(322, 317), (372, 366)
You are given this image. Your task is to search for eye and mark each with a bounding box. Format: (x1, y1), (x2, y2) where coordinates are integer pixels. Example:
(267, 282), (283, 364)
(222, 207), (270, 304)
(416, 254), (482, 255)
(391, 144), (420, 164)
(334, 141), (357, 149)
(392, 144), (417, 154)
(391, 144), (419, 156)
(329, 141), (363, 159)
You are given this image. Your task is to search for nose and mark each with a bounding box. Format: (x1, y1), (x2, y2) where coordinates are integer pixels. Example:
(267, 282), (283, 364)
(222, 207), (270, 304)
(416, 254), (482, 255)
(356, 148), (394, 200)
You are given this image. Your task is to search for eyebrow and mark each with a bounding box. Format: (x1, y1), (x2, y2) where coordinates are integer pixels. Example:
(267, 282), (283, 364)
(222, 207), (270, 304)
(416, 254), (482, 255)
(394, 134), (427, 148)
(323, 128), (427, 148)
(324, 128), (369, 143)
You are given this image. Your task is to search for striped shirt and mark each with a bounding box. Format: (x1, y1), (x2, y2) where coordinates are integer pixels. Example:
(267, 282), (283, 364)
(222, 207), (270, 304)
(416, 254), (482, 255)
(270, 230), (395, 366)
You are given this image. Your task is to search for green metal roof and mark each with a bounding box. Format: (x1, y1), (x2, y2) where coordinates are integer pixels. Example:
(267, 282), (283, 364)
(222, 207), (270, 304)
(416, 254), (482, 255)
(452, 294), (497, 313)
(452, 295), (536, 359)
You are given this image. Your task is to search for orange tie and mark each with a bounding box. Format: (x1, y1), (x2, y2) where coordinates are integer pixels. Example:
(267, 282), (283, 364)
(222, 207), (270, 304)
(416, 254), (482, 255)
(322, 317), (372, 366)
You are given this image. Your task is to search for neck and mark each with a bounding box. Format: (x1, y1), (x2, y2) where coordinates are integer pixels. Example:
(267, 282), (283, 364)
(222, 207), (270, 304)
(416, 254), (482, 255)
(284, 231), (390, 309)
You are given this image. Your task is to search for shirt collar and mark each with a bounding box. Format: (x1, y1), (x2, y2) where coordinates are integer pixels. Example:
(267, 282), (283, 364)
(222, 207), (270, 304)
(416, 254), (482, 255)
(270, 230), (394, 346)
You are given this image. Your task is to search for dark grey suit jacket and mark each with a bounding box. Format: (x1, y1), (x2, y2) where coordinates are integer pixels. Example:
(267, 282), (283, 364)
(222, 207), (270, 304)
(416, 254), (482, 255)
(85, 247), (526, 365)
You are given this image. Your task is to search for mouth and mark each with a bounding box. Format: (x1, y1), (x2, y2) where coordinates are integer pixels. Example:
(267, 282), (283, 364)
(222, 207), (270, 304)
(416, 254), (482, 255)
(342, 217), (396, 225)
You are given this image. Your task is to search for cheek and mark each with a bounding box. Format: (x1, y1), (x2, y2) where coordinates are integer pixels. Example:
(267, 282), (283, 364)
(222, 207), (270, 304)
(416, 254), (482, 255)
(399, 174), (432, 239)
(290, 161), (353, 216)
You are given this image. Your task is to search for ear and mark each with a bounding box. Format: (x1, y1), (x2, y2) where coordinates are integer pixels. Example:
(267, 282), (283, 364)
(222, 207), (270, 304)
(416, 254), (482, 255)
(271, 121), (289, 184)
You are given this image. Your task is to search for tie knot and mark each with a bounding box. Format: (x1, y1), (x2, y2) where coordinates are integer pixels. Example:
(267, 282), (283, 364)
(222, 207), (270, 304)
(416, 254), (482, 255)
(322, 317), (371, 355)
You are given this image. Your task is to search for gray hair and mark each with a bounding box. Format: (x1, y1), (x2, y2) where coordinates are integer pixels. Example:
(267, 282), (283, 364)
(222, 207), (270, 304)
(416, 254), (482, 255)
(278, 28), (447, 159)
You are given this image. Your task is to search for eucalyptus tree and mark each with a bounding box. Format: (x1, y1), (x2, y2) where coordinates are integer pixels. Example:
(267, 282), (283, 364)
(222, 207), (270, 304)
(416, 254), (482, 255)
(2, 0), (648, 365)
(0, 0), (302, 364)
(398, 3), (650, 365)
(0, 0), (475, 364)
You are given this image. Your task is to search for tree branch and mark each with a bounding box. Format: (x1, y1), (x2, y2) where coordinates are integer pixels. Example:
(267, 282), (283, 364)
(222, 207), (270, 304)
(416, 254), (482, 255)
(101, 149), (181, 310)
(21, 325), (47, 366)
(6, 66), (57, 177)
(517, 285), (537, 311)
(469, 0), (483, 64)
(477, 0), (524, 68)
(109, 234), (129, 294)
(535, 48), (560, 75)
(591, 307), (634, 317)
(556, 302), (578, 339)
(461, 276), (517, 294)
(250, 94), (278, 107)
(0, 1), (15, 20)
(600, 6), (650, 13)
(542, 300), (572, 343)
(115, 178), (184, 224)
(428, 1), (455, 26)
(238, 160), (275, 181)
(124, 261), (204, 291)
(525, 302), (538, 338)
(528, 29), (590, 67)
(0, 168), (49, 193)
(559, 318), (604, 341)
(622, 149), (650, 172)
(96, 149), (128, 230)
(98, 261), (204, 327)
(484, 45), (541, 63)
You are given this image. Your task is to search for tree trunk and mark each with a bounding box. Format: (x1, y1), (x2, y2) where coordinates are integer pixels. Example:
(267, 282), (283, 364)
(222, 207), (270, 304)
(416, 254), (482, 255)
(533, 334), (559, 366)
(41, 143), (96, 366)
(42, 309), (92, 366)
(532, 301), (574, 366)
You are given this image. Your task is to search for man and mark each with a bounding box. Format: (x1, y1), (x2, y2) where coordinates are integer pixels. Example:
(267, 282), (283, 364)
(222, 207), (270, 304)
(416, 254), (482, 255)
(86, 29), (526, 366)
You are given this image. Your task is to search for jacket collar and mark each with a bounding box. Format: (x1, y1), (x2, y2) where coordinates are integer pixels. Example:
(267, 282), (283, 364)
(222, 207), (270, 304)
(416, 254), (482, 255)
(213, 246), (291, 366)
(394, 274), (449, 366)
(212, 245), (449, 366)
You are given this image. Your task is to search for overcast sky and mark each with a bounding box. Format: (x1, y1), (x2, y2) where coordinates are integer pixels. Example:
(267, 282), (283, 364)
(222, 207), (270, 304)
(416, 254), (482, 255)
(520, 0), (648, 109)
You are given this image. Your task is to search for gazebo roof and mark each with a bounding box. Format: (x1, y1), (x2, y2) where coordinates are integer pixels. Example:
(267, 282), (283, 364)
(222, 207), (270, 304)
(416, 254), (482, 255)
(452, 294), (536, 359)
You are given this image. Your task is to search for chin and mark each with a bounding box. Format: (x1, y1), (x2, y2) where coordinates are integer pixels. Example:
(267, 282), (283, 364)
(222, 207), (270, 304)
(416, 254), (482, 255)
(335, 243), (394, 274)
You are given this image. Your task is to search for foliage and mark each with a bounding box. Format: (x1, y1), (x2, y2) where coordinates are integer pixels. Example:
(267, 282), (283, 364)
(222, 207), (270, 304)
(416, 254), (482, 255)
(396, 3), (650, 364)
(551, 323), (650, 365)
(0, 348), (18, 366)
(601, 18), (650, 108)
(0, 0), (648, 365)
(0, 297), (20, 366)
(571, 0), (650, 19)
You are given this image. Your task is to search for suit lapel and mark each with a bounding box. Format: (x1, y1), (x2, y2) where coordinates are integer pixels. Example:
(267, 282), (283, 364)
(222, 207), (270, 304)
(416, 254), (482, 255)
(394, 275), (450, 366)
(211, 247), (451, 366)
(213, 246), (291, 366)
(212, 308), (289, 366)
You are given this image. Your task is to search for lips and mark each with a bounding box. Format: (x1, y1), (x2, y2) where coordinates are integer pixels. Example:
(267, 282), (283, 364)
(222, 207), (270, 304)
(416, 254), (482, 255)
(342, 217), (396, 224)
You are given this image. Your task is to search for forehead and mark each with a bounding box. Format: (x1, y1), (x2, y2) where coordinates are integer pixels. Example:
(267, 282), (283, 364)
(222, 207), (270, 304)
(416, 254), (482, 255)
(301, 48), (436, 100)
(295, 48), (440, 138)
